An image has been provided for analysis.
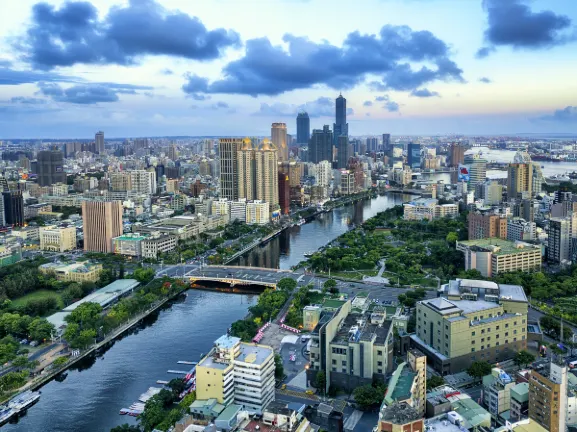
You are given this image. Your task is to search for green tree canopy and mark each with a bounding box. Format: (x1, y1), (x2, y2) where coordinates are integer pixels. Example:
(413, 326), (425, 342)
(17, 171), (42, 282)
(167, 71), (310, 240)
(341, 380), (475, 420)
(467, 361), (492, 381)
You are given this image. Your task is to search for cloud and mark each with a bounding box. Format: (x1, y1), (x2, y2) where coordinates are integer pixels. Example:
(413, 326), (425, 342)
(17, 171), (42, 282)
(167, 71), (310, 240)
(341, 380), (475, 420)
(36, 82), (143, 104)
(254, 96), (337, 117)
(478, 77), (492, 83)
(536, 106), (577, 123)
(384, 101), (400, 112)
(410, 88), (440, 97)
(363, 100), (373, 107)
(368, 81), (387, 91)
(19, 0), (241, 69)
(478, 0), (576, 57)
(375, 95), (390, 102)
(0, 66), (72, 85)
(184, 24), (464, 96)
(160, 68), (174, 75)
(10, 96), (47, 104)
(347, 108), (354, 116)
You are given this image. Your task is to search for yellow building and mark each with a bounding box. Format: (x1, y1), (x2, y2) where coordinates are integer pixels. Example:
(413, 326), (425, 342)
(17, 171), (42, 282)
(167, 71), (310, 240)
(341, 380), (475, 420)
(39, 262), (103, 282)
(412, 279), (528, 375)
(39, 226), (77, 252)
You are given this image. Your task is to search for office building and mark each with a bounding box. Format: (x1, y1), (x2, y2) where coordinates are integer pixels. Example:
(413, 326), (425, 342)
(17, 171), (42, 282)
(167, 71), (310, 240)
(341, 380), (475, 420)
(482, 180), (503, 205)
(336, 136), (351, 169)
(95, 131), (104, 154)
(467, 211), (507, 240)
(307, 298), (395, 393)
(464, 154), (487, 186)
(51, 182), (68, 196)
(112, 233), (147, 257)
(309, 126), (333, 164)
(246, 200), (269, 225)
(407, 143), (421, 170)
(141, 233), (178, 259)
(547, 216), (575, 264)
(412, 279), (528, 374)
(456, 238), (542, 277)
(449, 143), (466, 167)
(37, 150), (66, 187)
(82, 201), (123, 253)
(219, 138), (242, 200)
(507, 217), (536, 242)
(109, 172), (133, 192)
(482, 368), (516, 416)
(403, 198), (459, 221)
(168, 144), (178, 161)
(382, 134), (391, 154)
(507, 163), (533, 200)
(529, 361), (567, 432)
(2, 191), (24, 226)
(333, 94), (348, 144)
(196, 334), (275, 414)
(271, 123), (288, 162)
(39, 226), (77, 252)
(278, 171), (290, 215)
(296, 112), (310, 146)
(339, 169), (355, 195)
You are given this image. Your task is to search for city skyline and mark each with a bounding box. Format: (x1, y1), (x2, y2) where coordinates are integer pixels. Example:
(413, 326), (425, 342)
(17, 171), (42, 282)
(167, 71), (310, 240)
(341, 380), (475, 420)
(0, 0), (576, 138)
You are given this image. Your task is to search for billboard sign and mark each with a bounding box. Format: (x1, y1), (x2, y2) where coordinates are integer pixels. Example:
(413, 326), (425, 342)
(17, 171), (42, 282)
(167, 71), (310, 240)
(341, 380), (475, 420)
(458, 164), (470, 182)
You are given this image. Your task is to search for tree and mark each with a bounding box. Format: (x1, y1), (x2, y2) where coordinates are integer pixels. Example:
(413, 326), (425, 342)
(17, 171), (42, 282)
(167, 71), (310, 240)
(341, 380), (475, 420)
(11, 355), (30, 370)
(314, 370), (326, 394)
(353, 385), (384, 410)
(467, 361), (492, 381)
(53, 356), (68, 367)
(277, 278), (297, 293)
(133, 267), (155, 284)
(28, 318), (55, 342)
(446, 232), (458, 244)
(274, 354), (284, 379)
(426, 375), (445, 390)
(167, 378), (186, 397)
(110, 424), (141, 432)
(323, 279), (337, 291)
(514, 350), (536, 368)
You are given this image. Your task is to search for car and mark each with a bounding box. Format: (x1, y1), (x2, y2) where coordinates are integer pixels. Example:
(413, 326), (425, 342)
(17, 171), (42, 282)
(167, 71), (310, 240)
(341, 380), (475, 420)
(30, 341), (39, 347)
(305, 390), (314, 395)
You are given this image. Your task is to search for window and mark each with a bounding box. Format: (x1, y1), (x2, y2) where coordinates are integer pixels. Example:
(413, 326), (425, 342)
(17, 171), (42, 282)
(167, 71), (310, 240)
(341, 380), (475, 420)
(514, 330), (517, 334)
(514, 321), (517, 326)
(332, 367), (337, 372)
(445, 325), (449, 330)
(481, 345), (485, 350)
(472, 331), (476, 336)
(377, 350), (383, 355)
(496, 326), (500, 330)
(506, 323), (509, 328)
(481, 329), (485, 334)
(342, 368), (347, 373)
(487, 328), (491, 332)
(522, 336), (526, 340)
(505, 332), (509, 337)
(342, 361), (347, 366)
(505, 340), (509, 344)
(332, 359), (336, 365)
(514, 338), (517, 342)
(495, 334), (500, 339)
(496, 342), (500, 346)
(471, 340), (475, 344)
(378, 361), (383, 366)
(378, 369), (382, 374)
(471, 348), (475, 352)
(522, 319), (526, 324)
(481, 338), (485, 342)
(487, 336), (491, 341)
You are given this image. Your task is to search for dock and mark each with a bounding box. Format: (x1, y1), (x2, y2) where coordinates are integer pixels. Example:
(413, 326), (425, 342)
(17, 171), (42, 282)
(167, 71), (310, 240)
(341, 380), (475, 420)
(167, 370), (188, 374)
(138, 387), (162, 403)
(156, 380), (169, 385)
(177, 361), (197, 365)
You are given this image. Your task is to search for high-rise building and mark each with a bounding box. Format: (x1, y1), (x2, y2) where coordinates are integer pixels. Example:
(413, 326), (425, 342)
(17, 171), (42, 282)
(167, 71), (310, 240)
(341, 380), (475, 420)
(82, 201), (123, 253)
(382, 133), (391, 154)
(278, 171), (290, 215)
(529, 361), (567, 432)
(168, 144), (178, 161)
(309, 126), (333, 164)
(468, 211), (507, 240)
(95, 131), (104, 154)
(37, 150), (66, 187)
(449, 143), (465, 167)
(507, 163), (533, 200)
(336, 136), (351, 169)
(547, 217), (573, 263)
(465, 153), (487, 186)
(482, 180), (503, 205)
(219, 138), (242, 200)
(2, 191), (24, 226)
(129, 170), (156, 194)
(366, 137), (378, 153)
(296, 112), (310, 146)
(271, 123), (288, 162)
(333, 94), (348, 144)
(109, 172), (132, 192)
(255, 139), (279, 210)
(507, 217), (537, 242)
(407, 143), (421, 170)
(237, 138), (256, 200)
(315, 160), (332, 188)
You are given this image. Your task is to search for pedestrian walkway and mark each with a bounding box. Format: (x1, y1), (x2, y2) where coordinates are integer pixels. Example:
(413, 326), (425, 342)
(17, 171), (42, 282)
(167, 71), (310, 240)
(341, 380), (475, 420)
(343, 409), (363, 431)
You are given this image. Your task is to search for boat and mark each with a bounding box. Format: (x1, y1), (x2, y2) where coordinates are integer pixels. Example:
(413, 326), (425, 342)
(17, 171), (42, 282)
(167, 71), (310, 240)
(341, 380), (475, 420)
(0, 406), (16, 425)
(303, 251), (315, 257)
(8, 390), (40, 413)
(296, 218), (306, 226)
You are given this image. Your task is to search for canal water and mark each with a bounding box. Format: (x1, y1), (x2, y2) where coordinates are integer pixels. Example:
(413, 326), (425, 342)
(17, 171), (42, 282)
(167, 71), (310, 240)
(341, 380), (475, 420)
(4, 291), (256, 432)
(231, 193), (414, 270)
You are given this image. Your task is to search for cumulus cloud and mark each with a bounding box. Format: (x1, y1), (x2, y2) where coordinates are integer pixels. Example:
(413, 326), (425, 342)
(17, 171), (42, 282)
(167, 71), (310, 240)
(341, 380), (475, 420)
(477, 0), (576, 57)
(254, 96), (338, 118)
(10, 96), (47, 104)
(183, 24), (464, 96)
(36, 82), (147, 104)
(536, 106), (577, 123)
(0, 66), (72, 85)
(479, 77), (492, 83)
(18, 0), (241, 69)
(410, 88), (440, 97)
(160, 68), (174, 75)
(373, 94), (400, 112)
(363, 100), (373, 107)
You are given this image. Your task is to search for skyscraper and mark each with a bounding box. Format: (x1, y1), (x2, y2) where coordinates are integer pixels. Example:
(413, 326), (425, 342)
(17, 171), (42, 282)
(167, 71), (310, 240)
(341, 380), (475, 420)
(296, 112), (310, 146)
(219, 138), (242, 200)
(237, 138), (256, 200)
(2, 191), (24, 227)
(333, 94), (348, 144)
(82, 201), (123, 253)
(449, 143), (465, 167)
(382, 133), (391, 153)
(407, 143), (421, 170)
(337, 136), (351, 169)
(465, 153), (487, 186)
(168, 144), (178, 161)
(507, 163), (533, 200)
(255, 139), (279, 210)
(95, 131), (104, 154)
(37, 150), (66, 187)
(271, 123), (288, 162)
(309, 126), (333, 164)
(529, 361), (567, 432)
(278, 171), (290, 215)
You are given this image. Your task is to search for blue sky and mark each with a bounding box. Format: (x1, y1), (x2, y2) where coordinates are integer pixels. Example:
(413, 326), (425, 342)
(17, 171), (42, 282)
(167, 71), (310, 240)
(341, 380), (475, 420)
(0, 0), (576, 138)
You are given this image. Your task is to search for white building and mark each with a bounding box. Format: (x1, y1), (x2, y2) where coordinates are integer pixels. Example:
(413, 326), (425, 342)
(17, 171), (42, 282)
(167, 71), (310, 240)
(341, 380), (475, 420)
(39, 226), (77, 252)
(211, 199), (231, 218)
(507, 218), (536, 242)
(230, 199), (247, 222)
(130, 170), (157, 194)
(315, 160), (332, 187)
(246, 200), (269, 225)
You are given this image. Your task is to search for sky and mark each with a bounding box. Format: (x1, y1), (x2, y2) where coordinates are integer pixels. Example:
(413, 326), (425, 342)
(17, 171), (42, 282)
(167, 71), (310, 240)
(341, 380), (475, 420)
(0, 0), (576, 139)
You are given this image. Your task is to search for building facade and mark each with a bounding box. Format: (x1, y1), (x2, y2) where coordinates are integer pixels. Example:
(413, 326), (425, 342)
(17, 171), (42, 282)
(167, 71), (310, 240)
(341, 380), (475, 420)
(468, 211), (508, 240)
(309, 126), (333, 164)
(37, 150), (66, 187)
(82, 200), (123, 253)
(271, 123), (288, 162)
(296, 112), (310, 146)
(39, 226), (77, 252)
(219, 138), (242, 201)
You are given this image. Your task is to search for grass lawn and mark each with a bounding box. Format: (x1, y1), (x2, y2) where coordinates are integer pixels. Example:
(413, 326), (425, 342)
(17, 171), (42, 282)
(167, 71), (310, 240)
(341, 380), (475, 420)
(318, 269), (379, 281)
(11, 290), (64, 310)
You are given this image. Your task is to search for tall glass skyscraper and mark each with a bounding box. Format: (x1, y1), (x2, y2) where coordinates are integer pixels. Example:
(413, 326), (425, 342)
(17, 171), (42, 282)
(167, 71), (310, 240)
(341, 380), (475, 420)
(309, 126), (333, 164)
(333, 94), (348, 144)
(296, 112), (310, 146)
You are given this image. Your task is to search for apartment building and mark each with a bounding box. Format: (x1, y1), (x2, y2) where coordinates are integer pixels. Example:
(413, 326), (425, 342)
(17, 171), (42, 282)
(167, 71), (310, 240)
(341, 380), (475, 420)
(246, 200), (269, 225)
(411, 279), (528, 375)
(528, 361), (567, 432)
(376, 402), (424, 432)
(507, 217), (536, 242)
(383, 350), (427, 418)
(39, 226), (77, 252)
(403, 198), (458, 221)
(482, 368), (516, 416)
(130, 170), (157, 194)
(467, 211), (507, 240)
(456, 238), (542, 277)
(307, 298), (395, 393)
(510, 382), (529, 422)
(196, 335), (275, 414)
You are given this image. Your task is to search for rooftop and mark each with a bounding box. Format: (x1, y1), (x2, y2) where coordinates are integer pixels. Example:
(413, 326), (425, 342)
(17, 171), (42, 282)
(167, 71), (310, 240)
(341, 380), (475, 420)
(236, 342), (273, 365)
(385, 362), (416, 404)
(510, 382), (529, 403)
(63, 278), (139, 311)
(215, 334), (240, 349)
(332, 311), (391, 345)
(380, 402), (422, 425)
(457, 238), (540, 256)
(114, 234), (149, 241)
